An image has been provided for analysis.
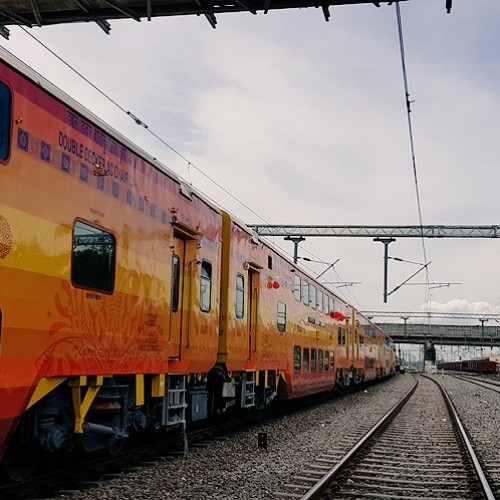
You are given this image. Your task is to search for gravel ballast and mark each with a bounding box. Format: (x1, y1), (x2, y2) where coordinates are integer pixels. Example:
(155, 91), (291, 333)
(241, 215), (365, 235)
(67, 374), (415, 500)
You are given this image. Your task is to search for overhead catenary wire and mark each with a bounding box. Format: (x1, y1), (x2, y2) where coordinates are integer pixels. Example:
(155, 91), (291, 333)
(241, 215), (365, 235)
(395, 2), (432, 313)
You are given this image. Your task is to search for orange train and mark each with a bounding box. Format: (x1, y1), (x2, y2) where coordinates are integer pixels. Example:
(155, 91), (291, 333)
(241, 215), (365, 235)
(0, 47), (396, 480)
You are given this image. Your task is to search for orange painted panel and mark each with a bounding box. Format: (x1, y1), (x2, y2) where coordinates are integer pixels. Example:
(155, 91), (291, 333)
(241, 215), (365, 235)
(0, 58), (223, 453)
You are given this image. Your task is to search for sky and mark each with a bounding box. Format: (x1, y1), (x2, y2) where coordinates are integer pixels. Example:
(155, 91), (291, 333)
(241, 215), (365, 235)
(3, 0), (500, 326)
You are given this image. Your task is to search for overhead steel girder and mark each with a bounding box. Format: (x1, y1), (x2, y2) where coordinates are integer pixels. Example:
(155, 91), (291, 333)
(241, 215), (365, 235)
(248, 225), (500, 238)
(0, 1), (406, 28)
(360, 311), (500, 320)
(378, 322), (500, 346)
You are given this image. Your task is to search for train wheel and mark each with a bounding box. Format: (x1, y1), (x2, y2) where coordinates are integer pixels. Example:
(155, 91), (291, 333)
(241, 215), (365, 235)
(106, 437), (125, 455)
(2, 441), (40, 482)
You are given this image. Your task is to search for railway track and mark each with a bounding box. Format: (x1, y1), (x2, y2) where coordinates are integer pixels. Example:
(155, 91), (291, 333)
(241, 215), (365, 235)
(274, 374), (496, 499)
(451, 373), (500, 394)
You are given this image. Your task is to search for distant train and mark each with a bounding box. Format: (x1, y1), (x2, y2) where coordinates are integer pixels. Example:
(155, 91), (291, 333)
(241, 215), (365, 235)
(437, 359), (499, 375)
(0, 47), (396, 481)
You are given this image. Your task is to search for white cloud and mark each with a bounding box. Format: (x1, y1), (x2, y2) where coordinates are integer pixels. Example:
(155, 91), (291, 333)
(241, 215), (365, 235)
(427, 299), (495, 314)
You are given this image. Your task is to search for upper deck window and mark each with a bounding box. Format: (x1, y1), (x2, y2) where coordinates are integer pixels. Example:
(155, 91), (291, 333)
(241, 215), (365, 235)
(293, 275), (301, 301)
(310, 285), (316, 309)
(277, 301), (286, 332)
(236, 273), (245, 319)
(302, 280), (309, 306)
(0, 82), (11, 160)
(200, 260), (212, 312)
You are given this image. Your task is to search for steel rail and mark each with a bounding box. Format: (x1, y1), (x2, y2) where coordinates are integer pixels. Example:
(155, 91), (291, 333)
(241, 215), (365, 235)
(425, 375), (496, 500)
(299, 376), (418, 500)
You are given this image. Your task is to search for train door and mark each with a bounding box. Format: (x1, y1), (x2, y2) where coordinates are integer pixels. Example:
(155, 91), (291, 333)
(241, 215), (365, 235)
(169, 237), (186, 360)
(247, 268), (260, 360)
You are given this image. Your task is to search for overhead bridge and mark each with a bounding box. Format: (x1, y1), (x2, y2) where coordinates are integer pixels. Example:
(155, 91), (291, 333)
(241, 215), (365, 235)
(0, 0), (407, 36)
(364, 313), (500, 346)
(378, 322), (500, 347)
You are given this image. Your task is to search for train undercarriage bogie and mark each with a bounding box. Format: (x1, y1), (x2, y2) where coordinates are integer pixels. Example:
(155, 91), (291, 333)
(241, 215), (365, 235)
(1, 412), (42, 482)
(79, 381), (130, 453)
(207, 366), (279, 417)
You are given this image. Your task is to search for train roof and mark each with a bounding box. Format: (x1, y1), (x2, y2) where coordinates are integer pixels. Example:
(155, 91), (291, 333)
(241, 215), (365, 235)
(0, 45), (221, 215)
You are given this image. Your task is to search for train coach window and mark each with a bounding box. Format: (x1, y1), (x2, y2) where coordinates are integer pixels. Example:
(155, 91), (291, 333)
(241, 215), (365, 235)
(294, 275), (301, 301)
(235, 273), (244, 319)
(338, 327), (345, 346)
(302, 280), (309, 306)
(0, 82), (11, 160)
(311, 349), (317, 372)
(293, 346), (301, 373)
(303, 348), (310, 372)
(324, 351), (329, 371)
(318, 350), (323, 372)
(317, 290), (322, 311)
(171, 255), (180, 312)
(329, 297), (334, 315)
(330, 352), (334, 371)
(200, 260), (212, 312)
(277, 301), (286, 332)
(310, 286), (316, 309)
(72, 220), (115, 293)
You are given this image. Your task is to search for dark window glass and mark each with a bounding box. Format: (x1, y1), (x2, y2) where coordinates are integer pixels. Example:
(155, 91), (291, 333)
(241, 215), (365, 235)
(302, 280), (309, 306)
(318, 350), (323, 372)
(293, 346), (301, 373)
(0, 82), (11, 160)
(277, 301), (286, 332)
(311, 349), (317, 372)
(317, 290), (322, 311)
(293, 275), (301, 301)
(338, 327), (345, 346)
(310, 286), (316, 309)
(330, 351), (334, 371)
(72, 220), (115, 293)
(200, 260), (212, 312)
(303, 348), (310, 372)
(268, 255), (272, 269)
(171, 255), (180, 312)
(324, 351), (329, 371)
(236, 273), (244, 319)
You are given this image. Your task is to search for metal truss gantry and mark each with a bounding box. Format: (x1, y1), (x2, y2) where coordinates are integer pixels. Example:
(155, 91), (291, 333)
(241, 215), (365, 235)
(249, 225), (500, 238)
(360, 311), (500, 320)
(249, 224), (500, 303)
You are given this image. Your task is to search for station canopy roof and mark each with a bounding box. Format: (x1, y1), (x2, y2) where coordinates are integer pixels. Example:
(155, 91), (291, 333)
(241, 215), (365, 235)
(0, 1), (403, 34)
